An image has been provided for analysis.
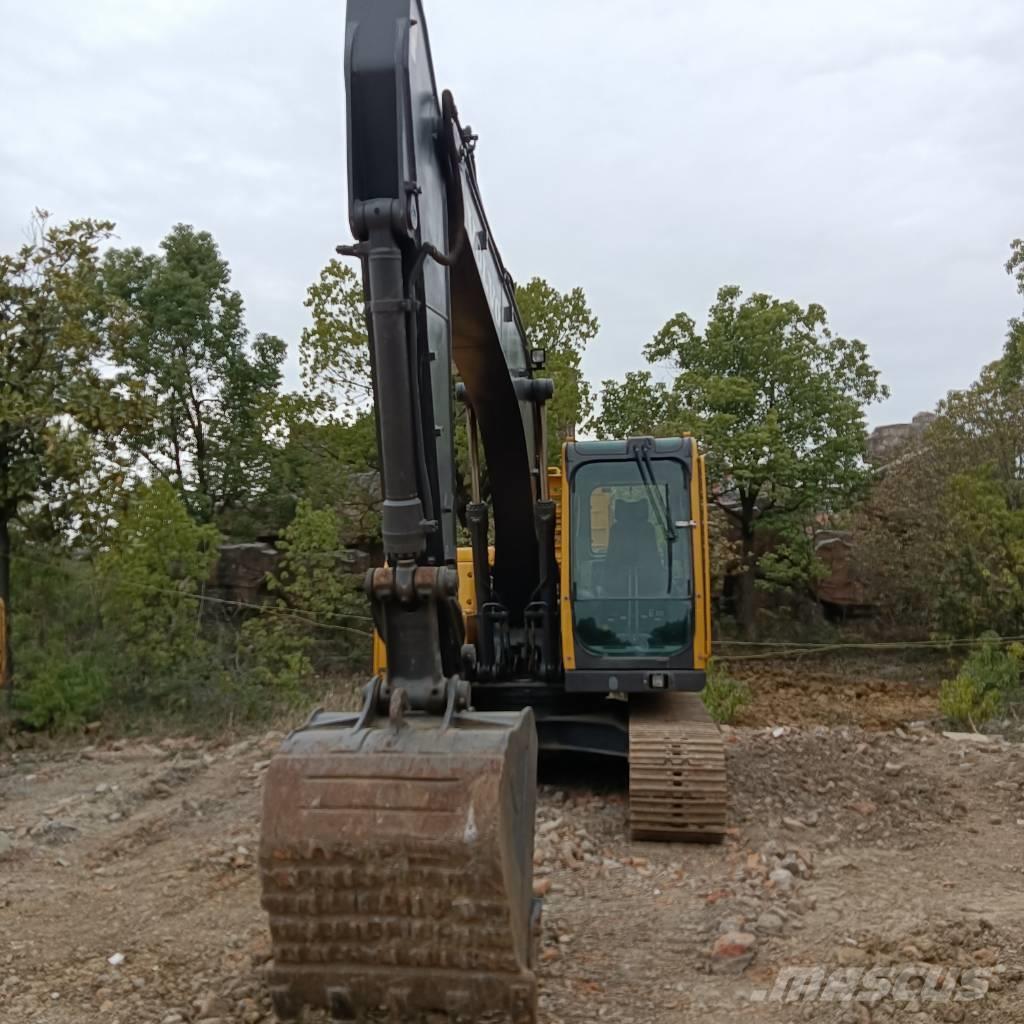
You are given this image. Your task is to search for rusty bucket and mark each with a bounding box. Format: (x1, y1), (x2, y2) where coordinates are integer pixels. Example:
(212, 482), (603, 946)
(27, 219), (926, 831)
(259, 703), (538, 1022)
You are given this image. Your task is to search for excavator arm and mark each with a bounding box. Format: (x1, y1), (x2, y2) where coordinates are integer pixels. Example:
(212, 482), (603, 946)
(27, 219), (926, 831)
(343, 0), (553, 714)
(259, 3), (546, 1020)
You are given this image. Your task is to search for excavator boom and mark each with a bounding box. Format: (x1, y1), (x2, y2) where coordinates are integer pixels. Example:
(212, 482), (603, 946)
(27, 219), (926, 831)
(260, 1), (544, 1019)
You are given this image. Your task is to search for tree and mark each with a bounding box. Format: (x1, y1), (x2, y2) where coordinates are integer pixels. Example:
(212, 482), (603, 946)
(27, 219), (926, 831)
(257, 258), (380, 532)
(0, 212), (129, 693)
(854, 240), (1024, 636)
(515, 277), (598, 462)
(265, 414), (380, 540)
(850, 423), (956, 631)
(299, 259), (371, 420)
(590, 369), (673, 439)
(103, 225), (286, 528)
(596, 286), (887, 634)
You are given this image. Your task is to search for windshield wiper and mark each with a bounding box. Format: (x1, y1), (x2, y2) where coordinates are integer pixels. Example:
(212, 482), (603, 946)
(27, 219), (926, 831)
(633, 447), (676, 594)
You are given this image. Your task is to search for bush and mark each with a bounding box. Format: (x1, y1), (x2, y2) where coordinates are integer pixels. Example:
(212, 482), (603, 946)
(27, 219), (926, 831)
(240, 499), (370, 698)
(701, 658), (751, 724)
(16, 654), (110, 732)
(939, 634), (1023, 728)
(98, 480), (221, 710)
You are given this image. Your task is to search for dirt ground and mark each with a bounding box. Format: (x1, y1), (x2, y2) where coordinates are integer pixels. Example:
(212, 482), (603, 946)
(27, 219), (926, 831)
(2, 663), (1023, 1024)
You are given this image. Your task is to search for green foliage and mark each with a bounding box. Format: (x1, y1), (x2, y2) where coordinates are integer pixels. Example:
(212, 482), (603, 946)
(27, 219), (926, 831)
(2, 223), (380, 731)
(299, 259), (370, 419)
(16, 654), (110, 731)
(935, 470), (1024, 636)
(0, 211), (142, 688)
(242, 500), (370, 696)
(859, 245), (1024, 636)
(596, 286), (887, 633)
(264, 414), (379, 534)
(515, 278), (598, 460)
(98, 480), (221, 708)
(591, 370), (673, 440)
(103, 225), (287, 527)
(756, 521), (828, 596)
(0, 212), (120, 515)
(640, 287), (887, 513)
(1002, 238), (1024, 379)
(700, 658), (751, 724)
(939, 635), (1023, 728)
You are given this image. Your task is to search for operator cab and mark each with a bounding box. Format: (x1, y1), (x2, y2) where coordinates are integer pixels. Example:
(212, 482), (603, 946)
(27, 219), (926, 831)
(562, 437), (708, 693)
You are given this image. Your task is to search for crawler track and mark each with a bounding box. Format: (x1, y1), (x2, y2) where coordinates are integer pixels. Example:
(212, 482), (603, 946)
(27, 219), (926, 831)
(628, 692), (728, 842)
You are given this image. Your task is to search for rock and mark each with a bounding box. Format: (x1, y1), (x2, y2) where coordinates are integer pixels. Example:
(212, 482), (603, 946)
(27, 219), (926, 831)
(782, 816), (806, 830)
(107, 953), (126, 966)
(29, 819), (78, 845)
(942, 731), (995, 744)
(710, 931), (756, 973)
(0, 833), (14, 861)
(197, 993), (231, 1019)
(849, 800), (877, 816)
(755, 911), (784, 935)
(884, 761), (904, 776)
(769, 868), (795, 891)
(533, 877), (552, 898)
(834, 945), (868, 967)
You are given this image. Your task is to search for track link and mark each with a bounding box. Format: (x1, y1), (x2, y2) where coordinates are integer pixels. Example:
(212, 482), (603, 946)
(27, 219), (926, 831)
(628, 691), (728, 842)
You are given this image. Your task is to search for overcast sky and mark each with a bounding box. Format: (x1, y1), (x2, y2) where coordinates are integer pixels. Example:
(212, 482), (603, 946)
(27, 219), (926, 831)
(3, 0), (1022, 426)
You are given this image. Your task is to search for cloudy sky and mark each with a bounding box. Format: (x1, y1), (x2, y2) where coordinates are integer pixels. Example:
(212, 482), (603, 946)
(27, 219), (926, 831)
(3, 0), (1022, 426)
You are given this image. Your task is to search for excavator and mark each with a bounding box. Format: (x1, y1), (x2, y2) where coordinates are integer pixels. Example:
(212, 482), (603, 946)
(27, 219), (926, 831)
(259, 1), (726, 1020)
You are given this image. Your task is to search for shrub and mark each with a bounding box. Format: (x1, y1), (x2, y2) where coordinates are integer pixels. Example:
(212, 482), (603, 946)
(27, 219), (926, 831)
(16, 654), (110, 732)
(701, 658), (751, 724)
(939, 634), (1023, 728)
(97, 480), (221, 710)
(240, 499), (370, 699)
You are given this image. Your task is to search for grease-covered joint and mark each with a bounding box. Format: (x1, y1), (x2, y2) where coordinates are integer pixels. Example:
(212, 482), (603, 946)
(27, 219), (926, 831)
(366, 564), (459, 606)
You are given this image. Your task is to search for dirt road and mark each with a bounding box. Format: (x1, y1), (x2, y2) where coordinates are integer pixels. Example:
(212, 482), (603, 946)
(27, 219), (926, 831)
(1, 667), (1022, 1023)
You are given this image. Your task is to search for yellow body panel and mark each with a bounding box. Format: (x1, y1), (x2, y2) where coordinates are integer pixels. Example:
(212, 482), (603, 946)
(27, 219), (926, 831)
(691, 450), (712, 668)
(557, 450), (576, 670)
(372, 628), (386, 677)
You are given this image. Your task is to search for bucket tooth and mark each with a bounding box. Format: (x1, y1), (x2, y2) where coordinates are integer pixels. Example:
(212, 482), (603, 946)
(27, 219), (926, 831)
(628, 692), (728, 842)
(259, 706), (538, 1023)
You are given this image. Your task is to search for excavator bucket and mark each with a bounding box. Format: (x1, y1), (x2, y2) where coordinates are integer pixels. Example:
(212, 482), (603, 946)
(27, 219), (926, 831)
(259, 704), (538, 1023)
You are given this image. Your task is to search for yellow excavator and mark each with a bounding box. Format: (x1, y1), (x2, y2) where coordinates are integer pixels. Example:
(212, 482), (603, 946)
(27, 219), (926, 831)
(259, 2), (725, 1020)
